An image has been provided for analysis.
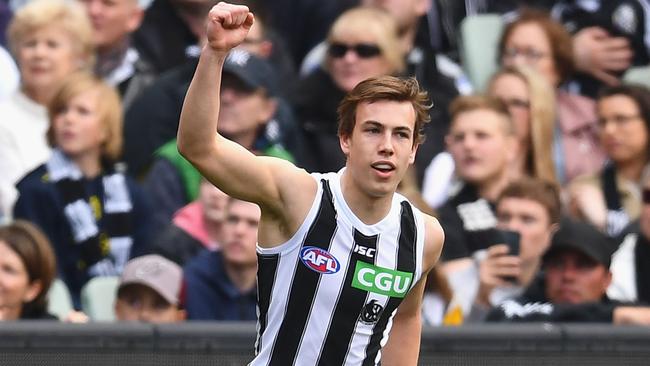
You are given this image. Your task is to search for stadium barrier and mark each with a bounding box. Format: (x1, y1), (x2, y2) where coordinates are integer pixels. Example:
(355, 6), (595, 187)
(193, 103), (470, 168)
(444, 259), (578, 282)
(1, 322), (649, 365)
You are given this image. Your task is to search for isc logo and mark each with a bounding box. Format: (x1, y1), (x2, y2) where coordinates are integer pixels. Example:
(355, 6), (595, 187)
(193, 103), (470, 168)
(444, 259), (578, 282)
(300, 246), (340, 274)
(353, 244), (375, 258)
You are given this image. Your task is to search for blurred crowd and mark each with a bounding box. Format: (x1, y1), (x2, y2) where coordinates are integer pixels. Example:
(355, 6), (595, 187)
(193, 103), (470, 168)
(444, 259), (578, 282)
(1, 0), (650, 327)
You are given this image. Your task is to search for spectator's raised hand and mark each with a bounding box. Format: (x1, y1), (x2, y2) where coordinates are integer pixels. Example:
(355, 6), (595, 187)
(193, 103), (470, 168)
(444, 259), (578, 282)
(573, 27), (633, 86)
(206, 2), (254, 54)
(477, 244), (521, 306)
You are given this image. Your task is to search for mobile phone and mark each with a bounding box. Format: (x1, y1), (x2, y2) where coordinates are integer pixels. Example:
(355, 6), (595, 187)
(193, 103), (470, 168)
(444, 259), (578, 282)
(499, 229), (520, 257)
(496, 229), (520, 283)
(481, 229), (520, 255)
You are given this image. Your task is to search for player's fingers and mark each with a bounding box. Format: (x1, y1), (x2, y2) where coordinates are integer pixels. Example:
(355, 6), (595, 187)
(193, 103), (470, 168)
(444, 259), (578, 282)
(244, 12), (255, 29)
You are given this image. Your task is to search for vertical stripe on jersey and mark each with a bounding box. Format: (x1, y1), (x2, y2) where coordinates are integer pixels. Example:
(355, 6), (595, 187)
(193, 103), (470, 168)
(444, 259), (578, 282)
(268, 180), (338, 365)
(255, 253), (279, 355)
(317, 229), (379, 366)
(362, 202), (417, 366)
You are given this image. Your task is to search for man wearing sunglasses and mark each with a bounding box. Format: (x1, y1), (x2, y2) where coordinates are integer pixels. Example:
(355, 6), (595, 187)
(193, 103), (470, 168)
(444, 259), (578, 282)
(177, 3), (444, 365)
(609, 174), (650, 305)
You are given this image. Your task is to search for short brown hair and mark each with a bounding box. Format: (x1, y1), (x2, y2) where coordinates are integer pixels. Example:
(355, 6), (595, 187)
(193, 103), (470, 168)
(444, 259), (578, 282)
(449, 94), (514, 135)
(337, 76), (431, 145)
(0, 220), (57, 317)
(498, 8), (574, 84)
(497, 177), (562, 225)
(47, 72), (124, 162)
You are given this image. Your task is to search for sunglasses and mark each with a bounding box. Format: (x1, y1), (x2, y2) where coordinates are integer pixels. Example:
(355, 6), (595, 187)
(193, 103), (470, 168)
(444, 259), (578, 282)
(328, 42), (382, 59)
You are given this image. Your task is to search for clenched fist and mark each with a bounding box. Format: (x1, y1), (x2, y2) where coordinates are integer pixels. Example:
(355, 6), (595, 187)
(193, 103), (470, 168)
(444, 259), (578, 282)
(206, 2), (254, 53)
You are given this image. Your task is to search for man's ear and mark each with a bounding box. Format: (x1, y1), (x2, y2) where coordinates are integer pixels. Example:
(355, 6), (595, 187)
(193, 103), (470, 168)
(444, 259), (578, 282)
(340, 133), (351, 157)
(409, 142), (419, 164)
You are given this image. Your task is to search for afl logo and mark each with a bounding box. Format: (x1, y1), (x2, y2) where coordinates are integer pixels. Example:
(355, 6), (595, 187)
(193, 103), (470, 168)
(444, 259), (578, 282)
(300, 246), (340, 274)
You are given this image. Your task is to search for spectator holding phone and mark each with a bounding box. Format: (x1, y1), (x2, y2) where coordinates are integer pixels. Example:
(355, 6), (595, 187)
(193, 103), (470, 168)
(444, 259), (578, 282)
(475, 178), (561, 315)
(487, 218), (650, 325)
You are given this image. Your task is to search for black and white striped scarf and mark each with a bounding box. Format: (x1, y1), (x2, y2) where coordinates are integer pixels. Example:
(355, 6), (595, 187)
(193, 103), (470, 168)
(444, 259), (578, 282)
(46, 149), (133, 276)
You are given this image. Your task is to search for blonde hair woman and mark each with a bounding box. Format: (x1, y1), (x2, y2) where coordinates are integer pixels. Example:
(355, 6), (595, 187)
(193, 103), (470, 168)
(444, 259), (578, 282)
(14, 73), (153, 308)
(0, 0), (95, 218)
(487, 66), (557, 183)
(293, 6), (407, 173)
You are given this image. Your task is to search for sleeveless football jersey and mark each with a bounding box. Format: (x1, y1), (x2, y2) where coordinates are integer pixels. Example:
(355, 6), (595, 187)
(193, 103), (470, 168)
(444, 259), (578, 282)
(251, 170), (426, 366)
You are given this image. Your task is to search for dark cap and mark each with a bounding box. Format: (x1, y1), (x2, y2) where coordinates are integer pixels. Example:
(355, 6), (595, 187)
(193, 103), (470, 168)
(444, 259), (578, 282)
(223, 49), (278, 96)
(543, 219), (615, 268)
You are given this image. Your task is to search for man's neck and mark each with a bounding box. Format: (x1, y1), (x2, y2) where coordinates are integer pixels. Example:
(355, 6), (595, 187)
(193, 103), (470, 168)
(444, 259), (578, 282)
(340, 169), (394, 225)
(225, 262), (257, 293)
(96, 37), (131, 77)
(476, 170), (510, 202)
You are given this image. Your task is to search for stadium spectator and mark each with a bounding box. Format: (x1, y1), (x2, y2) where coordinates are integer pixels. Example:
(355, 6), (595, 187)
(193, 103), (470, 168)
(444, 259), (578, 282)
(292, 6), (406, 173)
(0, 220), (56, 321)
(473, 178), (561, 319)
(568, 85), (650, 237)
(436, 95), (516, 315)
(13, 73), (153, 308)
(123, 13), (298, 177)
(183, 198), (260, 320)
(79, 0), (155, 109)
(609, 168), (650, 305)
(114, 254), (186, 323)
(499, 8), (605, 184)
(553, 0), (648, 98)
(0, 0), (95, 217)
(132, 0), (215, 74)
(422, 66), (557, 208)
(487, 219), (650, 324)
(150, 179), (229, 265)
(143, 49), (292, 231)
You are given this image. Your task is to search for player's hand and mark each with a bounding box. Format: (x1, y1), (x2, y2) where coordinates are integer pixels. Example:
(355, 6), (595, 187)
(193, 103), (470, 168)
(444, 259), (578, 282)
(206, 2), (254, 54)
(573, 26), (633, 86)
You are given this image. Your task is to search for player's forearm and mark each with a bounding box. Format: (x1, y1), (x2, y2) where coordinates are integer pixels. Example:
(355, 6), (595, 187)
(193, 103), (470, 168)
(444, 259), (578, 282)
(381, 314), (422, 365)
(178, 47), (228, 160)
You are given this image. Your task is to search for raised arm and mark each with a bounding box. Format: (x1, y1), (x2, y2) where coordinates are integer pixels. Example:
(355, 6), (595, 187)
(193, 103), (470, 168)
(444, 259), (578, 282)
(177, 2), (313, 216)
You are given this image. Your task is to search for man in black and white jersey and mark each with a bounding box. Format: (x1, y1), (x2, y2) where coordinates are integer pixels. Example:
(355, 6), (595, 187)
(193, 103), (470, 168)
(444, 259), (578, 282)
(177, 3), (445, 365)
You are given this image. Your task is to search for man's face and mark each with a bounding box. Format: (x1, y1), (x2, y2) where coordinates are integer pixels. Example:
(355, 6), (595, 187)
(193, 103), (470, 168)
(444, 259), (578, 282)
(544, 250), (611, 304)
(497, 197), (554, 262)
(340, 100), (418, 198)
(221, 200), (261, 268)
(114, 284), (185, 323)
(217, 73), (276, 147)
(80, 0), (143, 52)
(446, 109), (514, 186)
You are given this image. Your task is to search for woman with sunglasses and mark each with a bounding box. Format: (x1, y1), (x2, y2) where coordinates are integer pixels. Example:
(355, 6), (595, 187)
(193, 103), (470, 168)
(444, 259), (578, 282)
(568, 85), (650, 238)
(292, 6), (406, 173)
(498, 8), (605, 185)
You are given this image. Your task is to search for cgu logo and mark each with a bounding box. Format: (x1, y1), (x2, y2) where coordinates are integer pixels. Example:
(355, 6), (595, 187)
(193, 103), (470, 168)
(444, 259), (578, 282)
(300, 246), (340, 274)
(352, 261), (413, 298)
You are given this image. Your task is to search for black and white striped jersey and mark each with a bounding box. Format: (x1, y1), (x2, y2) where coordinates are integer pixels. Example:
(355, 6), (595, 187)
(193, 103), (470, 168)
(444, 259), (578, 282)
(252, 170), (426, 366)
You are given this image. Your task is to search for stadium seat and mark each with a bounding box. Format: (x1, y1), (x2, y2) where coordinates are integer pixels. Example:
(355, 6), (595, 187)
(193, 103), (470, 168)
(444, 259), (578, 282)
(80, 276), (119, 321)
(47, 278), (74, 320)
(459, 14), (504, 92)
